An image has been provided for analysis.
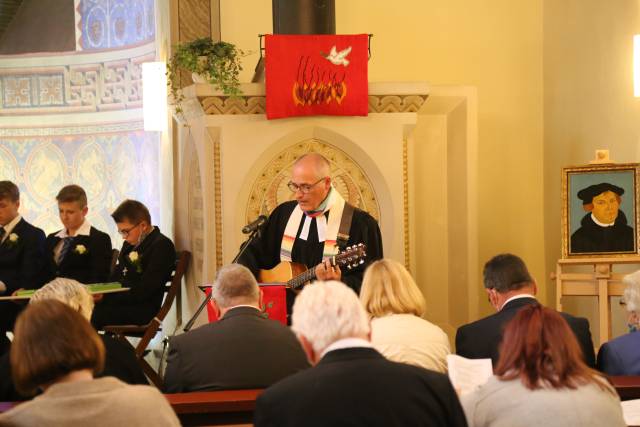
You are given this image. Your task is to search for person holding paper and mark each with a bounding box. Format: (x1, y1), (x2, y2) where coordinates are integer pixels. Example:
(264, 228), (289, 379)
(44, 184), (112, 284)
(91, 199), (175, 329)
(455, 253), (595, 367)
(0, 180), (46, 355)
(461, 304), (625, 427)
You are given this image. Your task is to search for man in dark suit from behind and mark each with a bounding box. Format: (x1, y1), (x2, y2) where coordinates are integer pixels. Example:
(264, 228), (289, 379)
(597, 269), (640, 375)
(44, 184), (112, 284)
(455, 253), (596, 367)
(164, 264), (309, 392)
(254, 280), (467, 427)
(0, 181), (46, 355)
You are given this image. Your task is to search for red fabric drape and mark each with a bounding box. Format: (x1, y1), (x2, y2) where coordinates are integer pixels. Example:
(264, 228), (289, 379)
(265, 34), (369, 119)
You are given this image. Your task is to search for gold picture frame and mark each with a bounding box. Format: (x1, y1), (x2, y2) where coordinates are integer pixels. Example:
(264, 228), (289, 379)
(562, 163), (640, 258)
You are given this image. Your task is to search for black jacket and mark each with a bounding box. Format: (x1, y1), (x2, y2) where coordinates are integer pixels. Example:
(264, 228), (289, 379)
(0, 218), (46, 293)
(254, 347), (468, 427)
(91, 227), (175, 328)
(164, 306), (309, 392)
(570, 211), (635, 253)
(44, 226), (112, 284)
(455, 297), (596, 368)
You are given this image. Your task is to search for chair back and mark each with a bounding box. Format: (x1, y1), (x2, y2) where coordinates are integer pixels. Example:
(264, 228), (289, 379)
(134, 250), (191, 356)
(157, 250), (191, 323)
(110, 248), (120, 275)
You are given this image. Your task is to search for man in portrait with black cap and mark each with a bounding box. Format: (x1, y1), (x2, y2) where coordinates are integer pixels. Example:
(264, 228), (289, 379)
(570, 182), (635, 253)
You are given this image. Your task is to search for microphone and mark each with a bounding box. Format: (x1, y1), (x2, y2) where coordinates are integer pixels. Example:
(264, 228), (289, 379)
(242, 215), (268, 234)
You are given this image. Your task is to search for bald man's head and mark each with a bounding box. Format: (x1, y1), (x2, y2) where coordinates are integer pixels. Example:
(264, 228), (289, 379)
(294, 153), (331, 180)
(290, 153), (332, 211)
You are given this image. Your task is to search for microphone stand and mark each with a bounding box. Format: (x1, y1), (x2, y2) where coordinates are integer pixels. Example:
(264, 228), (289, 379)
(183, 226), (262, 332)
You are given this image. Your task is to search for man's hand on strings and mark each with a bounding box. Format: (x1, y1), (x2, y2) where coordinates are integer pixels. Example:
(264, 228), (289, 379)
(315, 258), (342, 281)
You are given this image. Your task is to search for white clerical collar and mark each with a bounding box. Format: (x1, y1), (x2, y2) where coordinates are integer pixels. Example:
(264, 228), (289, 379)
(320, 337), (373, 359)
(1, 214), (22, 239)
(55, 220), (92, 238)
(591, 214), (614, 227)
(500, 293), (536, 311)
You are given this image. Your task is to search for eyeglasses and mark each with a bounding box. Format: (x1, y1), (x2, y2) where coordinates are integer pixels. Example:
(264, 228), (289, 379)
(287, 177), (326, 194)
(118, 223), (141, 238)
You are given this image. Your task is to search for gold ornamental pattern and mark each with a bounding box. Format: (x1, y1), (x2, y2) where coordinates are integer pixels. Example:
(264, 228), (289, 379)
(198, 94), (429, 115)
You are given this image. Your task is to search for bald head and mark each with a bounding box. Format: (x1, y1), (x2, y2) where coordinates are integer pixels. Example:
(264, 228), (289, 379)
(290, 153), (332, 211)
(293, 153), (330, 180)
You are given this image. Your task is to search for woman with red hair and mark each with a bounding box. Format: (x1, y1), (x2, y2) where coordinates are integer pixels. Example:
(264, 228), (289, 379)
(462, 304), (625, 427)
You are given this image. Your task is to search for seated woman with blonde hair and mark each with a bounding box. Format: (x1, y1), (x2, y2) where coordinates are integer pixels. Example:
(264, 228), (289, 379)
(462, 304), (625, 427)
(0, 300), (179, 426)
(360, 259), (450, 372)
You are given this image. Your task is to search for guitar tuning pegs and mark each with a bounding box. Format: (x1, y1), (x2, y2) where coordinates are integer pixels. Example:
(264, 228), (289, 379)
(359, 259), (364, 265)
(347, 265), (352, 270)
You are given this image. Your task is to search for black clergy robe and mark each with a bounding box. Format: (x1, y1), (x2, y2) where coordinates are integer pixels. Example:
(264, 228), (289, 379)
(238, 200), (383, 295)
(570, 211), (635, 254)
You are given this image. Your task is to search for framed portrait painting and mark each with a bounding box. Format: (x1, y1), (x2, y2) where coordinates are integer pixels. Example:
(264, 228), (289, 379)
(562, 163), (640, 258)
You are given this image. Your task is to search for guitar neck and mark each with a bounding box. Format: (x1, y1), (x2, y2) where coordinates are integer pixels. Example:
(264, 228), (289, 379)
(288, 268), (317, 290)
(284, 244), (366, 290)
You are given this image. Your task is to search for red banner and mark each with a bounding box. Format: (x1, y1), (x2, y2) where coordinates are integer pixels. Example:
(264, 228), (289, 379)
(265, 34), (369, 119)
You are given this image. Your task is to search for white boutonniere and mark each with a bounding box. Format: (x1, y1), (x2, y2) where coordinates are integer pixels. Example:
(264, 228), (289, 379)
(74, 244), (87, 255)
(128, 251), (142, 273)
(5, 233), (18, 247)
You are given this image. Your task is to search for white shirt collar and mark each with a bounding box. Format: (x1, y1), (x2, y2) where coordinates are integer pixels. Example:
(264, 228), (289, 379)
(2, 214), (22, 236)
(55, 220), (91, 238)
(320, 337), (373, 359)
(500, 293), (536, 311)
(591, 213), (615, 227)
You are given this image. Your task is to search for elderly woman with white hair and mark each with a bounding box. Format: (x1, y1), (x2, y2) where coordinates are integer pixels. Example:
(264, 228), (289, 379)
(597, 270), (640, 375)
(0, 278), (147, 400)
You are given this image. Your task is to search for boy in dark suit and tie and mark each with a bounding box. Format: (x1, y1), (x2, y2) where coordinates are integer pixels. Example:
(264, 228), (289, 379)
(91, 199), (175, 329)
(0, 181), (46, 354)
(45, 185), (112, 284)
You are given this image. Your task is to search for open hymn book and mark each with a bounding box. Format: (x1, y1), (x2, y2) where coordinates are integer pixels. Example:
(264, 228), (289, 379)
(447, 355), (493, 395)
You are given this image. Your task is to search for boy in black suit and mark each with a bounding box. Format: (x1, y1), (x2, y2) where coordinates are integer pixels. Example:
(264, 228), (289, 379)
(92, 199), (175, 329)
(45, 184), (112, 284)
(0, 181), (46, 354)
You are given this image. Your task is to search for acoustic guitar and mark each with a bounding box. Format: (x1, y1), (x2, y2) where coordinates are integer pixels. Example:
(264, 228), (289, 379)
(258, 243), (367, 290)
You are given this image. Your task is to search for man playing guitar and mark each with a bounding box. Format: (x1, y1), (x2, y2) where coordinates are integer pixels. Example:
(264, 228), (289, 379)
(238, 153), (383, 298)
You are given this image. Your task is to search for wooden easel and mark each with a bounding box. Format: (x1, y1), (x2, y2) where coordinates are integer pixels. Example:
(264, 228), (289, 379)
(553, 257), (640, 346)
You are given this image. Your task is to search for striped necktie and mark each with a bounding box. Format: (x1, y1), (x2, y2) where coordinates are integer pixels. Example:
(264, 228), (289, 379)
(58, 237), (74, 264)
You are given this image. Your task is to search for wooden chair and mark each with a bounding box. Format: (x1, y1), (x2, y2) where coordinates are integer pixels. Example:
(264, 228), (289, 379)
(110, 248), (120, 275)
(104, 250), (191, 388)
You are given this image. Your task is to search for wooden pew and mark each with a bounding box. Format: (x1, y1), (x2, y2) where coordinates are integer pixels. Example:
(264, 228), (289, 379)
(165, 388), (263, 426)
(608, 376), (640, 401)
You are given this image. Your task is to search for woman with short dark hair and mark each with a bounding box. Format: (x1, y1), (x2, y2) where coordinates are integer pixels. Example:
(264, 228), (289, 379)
(0, 301), (179, 426)
(462, 304), (625, 427)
